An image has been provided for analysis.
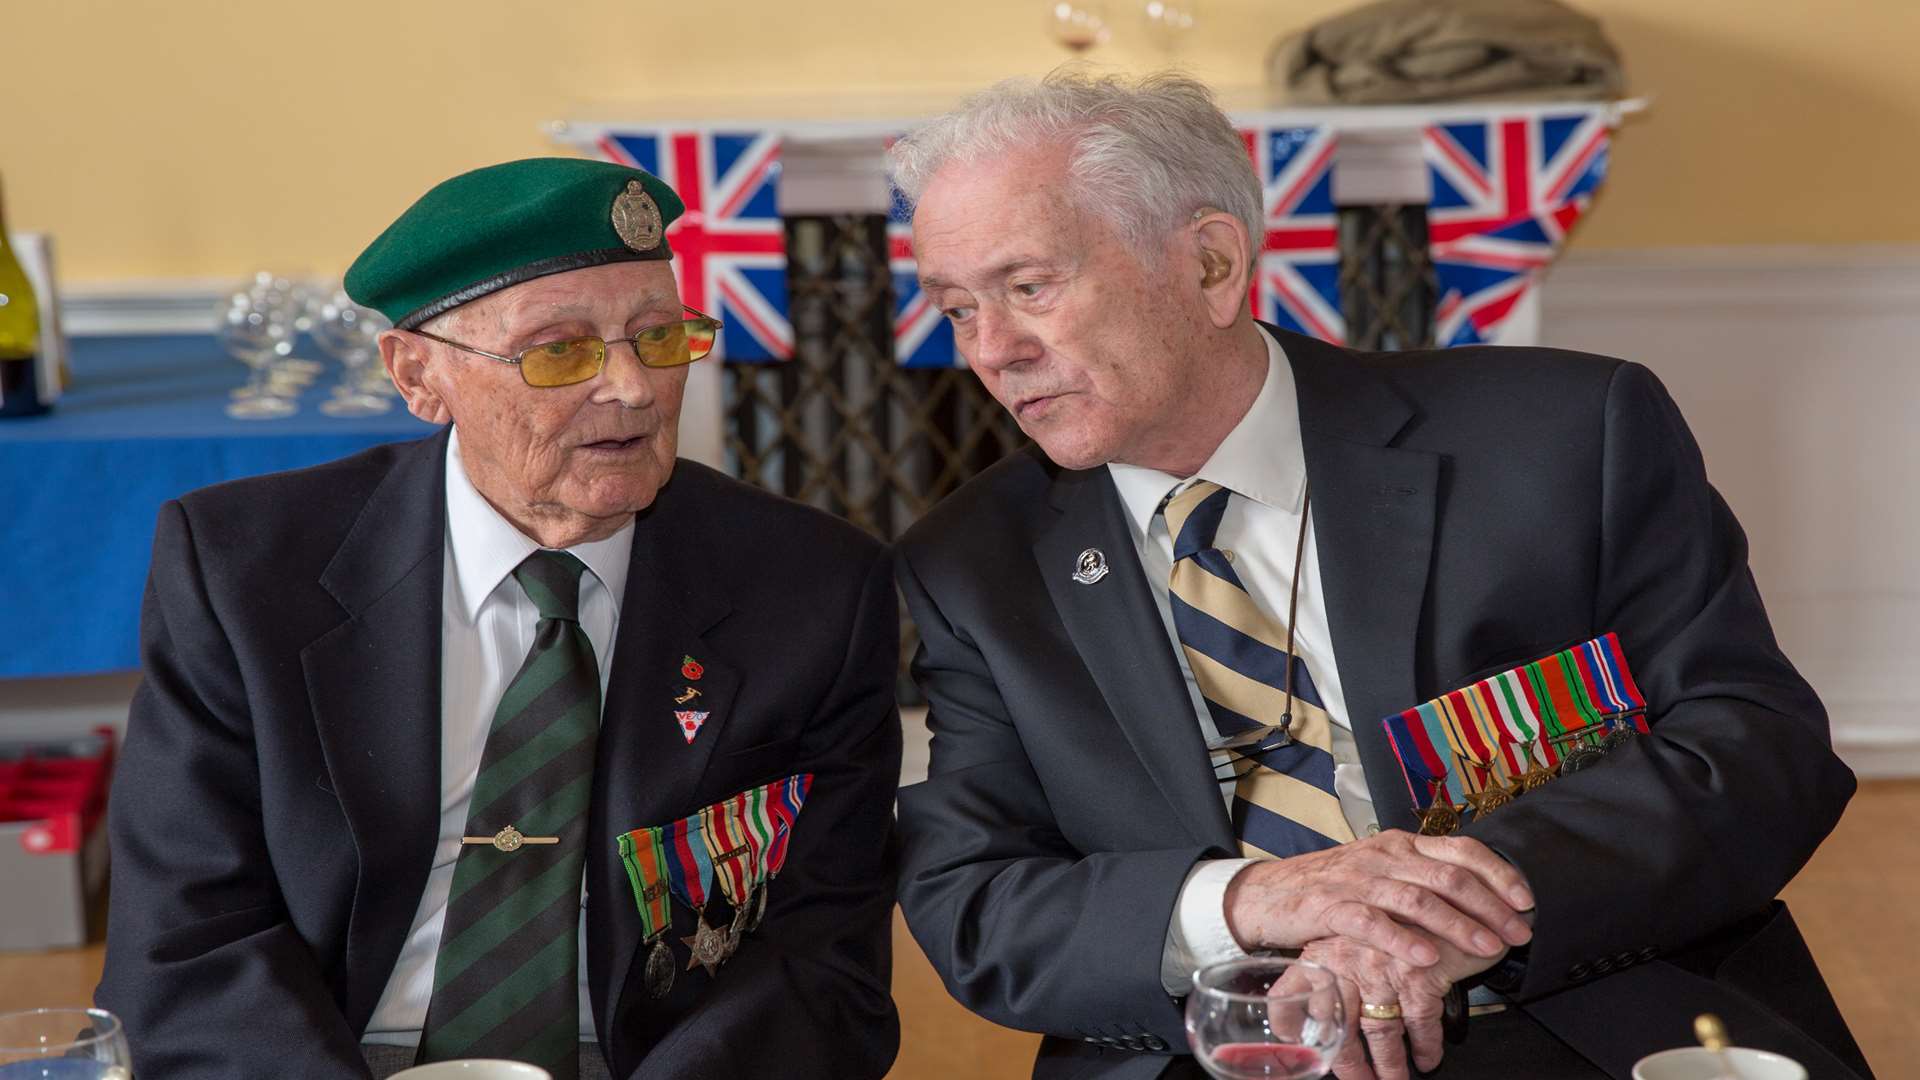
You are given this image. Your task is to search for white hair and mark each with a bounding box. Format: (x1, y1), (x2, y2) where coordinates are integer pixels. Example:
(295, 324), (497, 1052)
(888, 69), (1264, 262)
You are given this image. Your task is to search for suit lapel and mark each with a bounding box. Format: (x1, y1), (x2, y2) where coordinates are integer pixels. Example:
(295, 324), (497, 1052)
(301, 428), (450, 1027)
(1036, 465), (1235, 850)
(1281, 330), (1438, 833)
(586, 469), (738, 1040)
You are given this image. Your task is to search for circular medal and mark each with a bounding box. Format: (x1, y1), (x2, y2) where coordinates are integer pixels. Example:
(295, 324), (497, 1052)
(644, 937), (675, 999)
(1558, 743), (1605, 775)
(1601, 720), (1638, 753)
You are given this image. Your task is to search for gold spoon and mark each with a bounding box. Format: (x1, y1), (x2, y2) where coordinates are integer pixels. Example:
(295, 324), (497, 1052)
(1695, 1014), (1740, 1080)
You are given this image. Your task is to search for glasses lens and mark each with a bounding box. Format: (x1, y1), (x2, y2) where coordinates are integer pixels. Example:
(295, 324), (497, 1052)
(519, 337), (606, 387)
(683, 318), (719, 362)
(633, 317), (720, 367)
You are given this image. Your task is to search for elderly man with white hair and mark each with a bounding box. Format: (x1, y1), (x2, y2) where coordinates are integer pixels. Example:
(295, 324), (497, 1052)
(888, 71), (1870, 1080)
(99, 158), (902, 1080)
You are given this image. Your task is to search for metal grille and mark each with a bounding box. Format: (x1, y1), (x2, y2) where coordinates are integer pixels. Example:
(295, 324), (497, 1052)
(723, 208), (1433, 689)
(724, 214), (1021, 696)
(724, 214), (1022, 540)
(1337, 204), (1437, 351)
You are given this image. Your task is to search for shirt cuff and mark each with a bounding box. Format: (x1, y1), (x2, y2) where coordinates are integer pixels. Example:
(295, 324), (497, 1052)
(1160, 857), (1259, 996)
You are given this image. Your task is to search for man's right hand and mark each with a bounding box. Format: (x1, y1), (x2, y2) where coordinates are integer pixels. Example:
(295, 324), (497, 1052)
(1223, 831), (1534, 969)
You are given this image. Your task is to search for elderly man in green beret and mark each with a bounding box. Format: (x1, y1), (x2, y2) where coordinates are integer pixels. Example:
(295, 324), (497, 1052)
(99, 158), (902, 1080)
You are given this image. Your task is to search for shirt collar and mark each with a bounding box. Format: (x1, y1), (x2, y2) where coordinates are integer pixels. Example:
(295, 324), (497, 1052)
(1108, 326), (1306, 538)
(444, 426), (634, 623)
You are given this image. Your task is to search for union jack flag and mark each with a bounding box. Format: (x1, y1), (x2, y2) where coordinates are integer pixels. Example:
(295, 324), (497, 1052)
(1424, 108), (1611, 346)
(887, 196), (960, 368)
(596, 130), (792, 362)
(1245, 125), (1345, 345)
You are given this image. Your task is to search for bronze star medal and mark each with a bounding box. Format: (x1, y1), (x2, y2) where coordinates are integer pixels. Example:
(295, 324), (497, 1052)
(1457, 756), (1513, 819)
(683, 914), (729, 976)
(1515, 743), (1555, 794)
(1415, 778), (1462, 836)
(611, 179), (663, 253)
(1465, 783), (1514, 818)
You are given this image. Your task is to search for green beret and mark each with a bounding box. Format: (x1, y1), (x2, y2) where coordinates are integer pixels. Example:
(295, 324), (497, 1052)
(345, 157), (685, 330)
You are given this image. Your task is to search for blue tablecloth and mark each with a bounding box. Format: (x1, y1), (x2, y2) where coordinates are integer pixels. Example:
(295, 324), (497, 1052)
(0, 336), (436, 678)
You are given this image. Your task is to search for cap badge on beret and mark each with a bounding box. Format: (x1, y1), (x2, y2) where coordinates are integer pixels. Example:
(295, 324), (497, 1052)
(612, 180), (664, 253)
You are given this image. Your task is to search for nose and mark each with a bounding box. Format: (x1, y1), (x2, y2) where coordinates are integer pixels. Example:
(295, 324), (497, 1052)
(967, 305), (1041, 374)
(590, 338), (662, 409)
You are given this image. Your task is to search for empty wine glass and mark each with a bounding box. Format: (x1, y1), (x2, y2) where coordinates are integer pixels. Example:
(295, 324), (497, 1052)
(217, 291), (297, 419)
(247, 271), (324, 381)
(313, 290), (392, 417)
(1048, 0), (1109, 51)
(1142, 0), (1199, 52)
(0, 1008), (133, 1078)
(1186, 957), (1346, 1079)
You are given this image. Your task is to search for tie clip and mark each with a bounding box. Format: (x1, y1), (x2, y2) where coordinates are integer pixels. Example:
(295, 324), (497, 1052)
(462, 825), (560, 852)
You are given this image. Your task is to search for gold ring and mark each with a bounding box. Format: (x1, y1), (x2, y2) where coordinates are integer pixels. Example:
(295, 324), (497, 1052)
(1360, 1002), (1403, 1021)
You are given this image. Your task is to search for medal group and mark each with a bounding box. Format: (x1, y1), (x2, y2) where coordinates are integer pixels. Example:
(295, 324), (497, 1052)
(616, 773), (813, 998)
(1381, 633), (1649, 835)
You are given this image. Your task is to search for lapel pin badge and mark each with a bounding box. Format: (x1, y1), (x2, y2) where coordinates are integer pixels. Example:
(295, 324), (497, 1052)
(675, 710), (711, 744)
(682, 655), (706, 681)
(1072, 548), (1110, 585)
(674, 686), (703, 705)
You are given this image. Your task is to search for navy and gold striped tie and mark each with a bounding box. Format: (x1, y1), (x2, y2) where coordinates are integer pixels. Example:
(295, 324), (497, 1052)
(418, 550), (600, 1078)
(1161, 481), (1355, 859)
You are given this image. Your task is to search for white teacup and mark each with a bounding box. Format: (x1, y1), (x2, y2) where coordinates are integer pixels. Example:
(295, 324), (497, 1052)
(388, 1061), (552, 1080)
(1633, 1047), (1807, 1080)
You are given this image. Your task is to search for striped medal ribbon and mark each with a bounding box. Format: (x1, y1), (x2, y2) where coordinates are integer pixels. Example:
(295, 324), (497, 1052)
(616, 826), (677, 998)
(663, 813), (727, 977)
(1382, 633), (1646, 831)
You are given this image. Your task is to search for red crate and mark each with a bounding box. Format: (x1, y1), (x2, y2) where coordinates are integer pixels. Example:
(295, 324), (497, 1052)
(0, 726), (116, 950)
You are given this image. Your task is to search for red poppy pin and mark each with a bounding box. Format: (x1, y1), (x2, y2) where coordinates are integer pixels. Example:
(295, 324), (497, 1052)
(681, 655), (705, 681)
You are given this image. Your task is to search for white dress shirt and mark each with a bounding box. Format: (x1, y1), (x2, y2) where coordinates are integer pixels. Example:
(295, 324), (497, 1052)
(1106, 329), (1380, 995)
(363, 427), (633, 1046)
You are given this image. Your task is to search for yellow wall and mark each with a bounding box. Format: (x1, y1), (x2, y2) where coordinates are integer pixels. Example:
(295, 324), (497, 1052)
(5, 0), (1919, 283)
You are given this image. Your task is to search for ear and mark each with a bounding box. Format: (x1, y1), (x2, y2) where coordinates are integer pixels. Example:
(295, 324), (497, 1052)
(380, 330), (454, 425)
(1190, 209), (1254, 330)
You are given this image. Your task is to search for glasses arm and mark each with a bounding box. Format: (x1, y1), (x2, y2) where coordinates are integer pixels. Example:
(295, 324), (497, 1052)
(410, 329), (521, 366)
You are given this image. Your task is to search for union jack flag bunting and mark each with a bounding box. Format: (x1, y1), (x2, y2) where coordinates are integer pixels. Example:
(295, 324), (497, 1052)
(576, 105), (1613, 365)
(1424, 107), (1612, 346)
(596, 130), (792, 362)
(888, 197), (960, 368)
(1245, 125), (1346, 345)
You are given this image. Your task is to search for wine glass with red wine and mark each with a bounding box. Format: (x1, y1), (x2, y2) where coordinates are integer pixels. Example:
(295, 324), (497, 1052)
(1186, 957), (1346, 1079)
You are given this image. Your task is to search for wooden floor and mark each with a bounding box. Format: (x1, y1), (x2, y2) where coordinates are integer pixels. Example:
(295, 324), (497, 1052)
(5, 781), (1914, 1078)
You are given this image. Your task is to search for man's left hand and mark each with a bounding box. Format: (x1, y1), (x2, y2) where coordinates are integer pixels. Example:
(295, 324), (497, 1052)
(1297, 934), (1502, 1080)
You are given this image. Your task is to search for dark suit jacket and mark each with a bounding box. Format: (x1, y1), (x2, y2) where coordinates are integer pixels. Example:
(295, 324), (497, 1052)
(893, 328), (1871, 1079)
(98, 427), (901, 1080)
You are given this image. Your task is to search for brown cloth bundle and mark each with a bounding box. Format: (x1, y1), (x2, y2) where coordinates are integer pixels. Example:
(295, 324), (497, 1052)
(1270, 0), (1625, 105)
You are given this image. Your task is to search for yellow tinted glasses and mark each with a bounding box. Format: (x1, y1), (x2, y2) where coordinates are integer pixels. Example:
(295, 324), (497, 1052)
(416, 308), (721, 387)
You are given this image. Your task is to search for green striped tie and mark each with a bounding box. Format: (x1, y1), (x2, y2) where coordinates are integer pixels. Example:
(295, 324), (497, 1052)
(418, 550), (600, 1079)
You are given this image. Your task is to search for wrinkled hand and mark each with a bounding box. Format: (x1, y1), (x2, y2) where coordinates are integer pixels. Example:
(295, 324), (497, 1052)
(1301, 934), (1502, 1080)
(1224, 831), (1534, 971)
